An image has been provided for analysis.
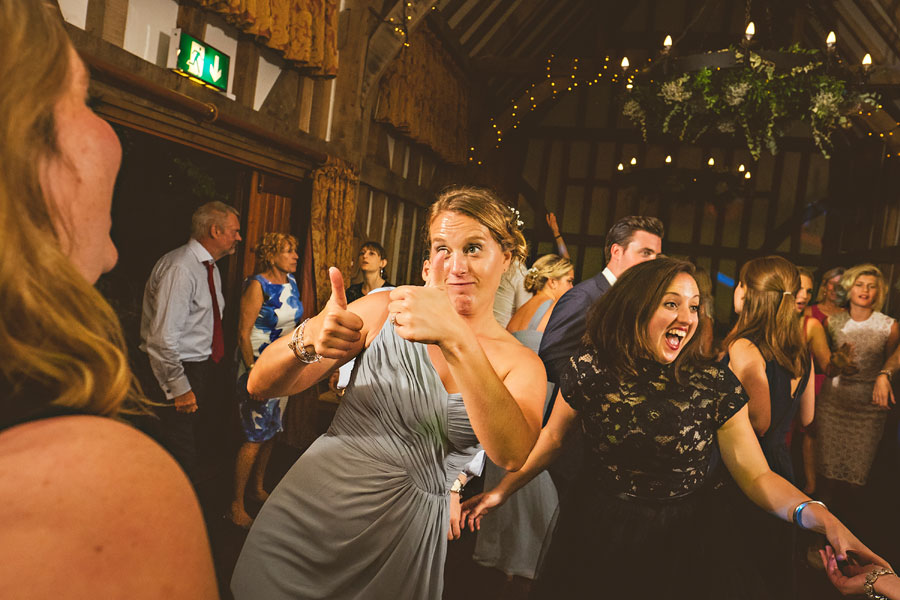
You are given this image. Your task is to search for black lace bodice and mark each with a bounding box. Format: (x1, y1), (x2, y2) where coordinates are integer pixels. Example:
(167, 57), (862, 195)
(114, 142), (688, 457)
(560, 347), (748, 499)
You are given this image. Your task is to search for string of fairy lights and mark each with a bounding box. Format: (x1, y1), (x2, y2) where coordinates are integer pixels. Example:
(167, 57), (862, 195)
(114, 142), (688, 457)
(467, 23), (900, 167)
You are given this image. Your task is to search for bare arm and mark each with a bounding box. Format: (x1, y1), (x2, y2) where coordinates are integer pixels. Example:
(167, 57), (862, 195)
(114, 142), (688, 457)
(718, 406), (888, 567)
(874, 322), (900, 408)
(237, 279), (264, 368)
(727, 338), (771, 436)
(798, 355), (815, 427)
(461, 393), (577, 530)
(806, 318), (832, 373)
(546, 212), (570, 259)
(390, 279), (544, 470)
(0, 417), (218, 599)
(248, 268), (388, 398)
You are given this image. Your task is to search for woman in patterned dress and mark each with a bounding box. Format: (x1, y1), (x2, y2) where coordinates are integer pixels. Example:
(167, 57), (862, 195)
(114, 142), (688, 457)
(227, 232), (303, 528)
(816, 264), (899, 493)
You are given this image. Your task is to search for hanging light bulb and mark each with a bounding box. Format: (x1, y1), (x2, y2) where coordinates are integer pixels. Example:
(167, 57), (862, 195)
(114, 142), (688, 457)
(630, 157), (637, 166)
(707, 157), (715, 166)
(862, 53), (872, 68)
(738, 164), (745, 172)
(663, 35), (673, 51)
(617, 163), (625, 171)
(745, 22), (755, 42)
(665, 155), (672, 164)
(620, 56), (630, 70)
(744, 171), (752, 179)
(826, 31), (836, 49)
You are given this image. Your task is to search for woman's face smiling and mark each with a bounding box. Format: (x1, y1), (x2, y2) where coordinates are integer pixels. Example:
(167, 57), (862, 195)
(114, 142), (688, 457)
(424, 211), (510, 316)
(848, 274), (878, 310)
(646, 272), (700, 364)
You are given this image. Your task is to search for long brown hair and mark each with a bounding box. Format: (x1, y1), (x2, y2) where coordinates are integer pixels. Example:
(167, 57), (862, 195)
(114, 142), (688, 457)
(724, 256), (808, 378)
(584, 257), (709, 383)
(0, 0), (142, 415)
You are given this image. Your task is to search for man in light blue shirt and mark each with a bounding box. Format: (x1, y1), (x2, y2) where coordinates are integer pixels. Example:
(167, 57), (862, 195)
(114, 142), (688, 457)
(140, 201), (241, 480)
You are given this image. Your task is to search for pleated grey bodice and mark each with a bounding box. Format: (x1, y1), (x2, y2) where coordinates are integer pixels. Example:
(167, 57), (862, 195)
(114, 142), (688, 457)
(330, 320), (480, 495)
(232, 320), (481, 600)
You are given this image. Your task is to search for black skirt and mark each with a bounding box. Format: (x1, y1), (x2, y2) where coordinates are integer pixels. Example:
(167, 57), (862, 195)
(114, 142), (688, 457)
(532, 480), (770, 600)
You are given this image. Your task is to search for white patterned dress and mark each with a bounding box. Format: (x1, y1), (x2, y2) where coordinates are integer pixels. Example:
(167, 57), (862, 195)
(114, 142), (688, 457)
(816, 311), (896, 485)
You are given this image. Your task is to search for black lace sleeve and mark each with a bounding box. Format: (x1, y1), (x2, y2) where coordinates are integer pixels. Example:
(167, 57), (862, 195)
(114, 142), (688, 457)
(713, 365), (748, 428)
(559, 344), (595, 412)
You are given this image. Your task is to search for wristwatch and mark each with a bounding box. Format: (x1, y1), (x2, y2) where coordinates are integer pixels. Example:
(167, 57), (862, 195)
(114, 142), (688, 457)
(450, 477), (465, 494)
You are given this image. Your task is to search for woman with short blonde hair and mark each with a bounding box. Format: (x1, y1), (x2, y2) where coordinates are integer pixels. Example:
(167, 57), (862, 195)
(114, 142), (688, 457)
(817, 263), (899, 489)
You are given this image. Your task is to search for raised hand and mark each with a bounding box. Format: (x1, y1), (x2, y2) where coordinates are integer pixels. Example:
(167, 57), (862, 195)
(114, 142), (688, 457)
(309, 267), (364, 360)
(546, 212), (560, 236)
(387, 253), (463, 346)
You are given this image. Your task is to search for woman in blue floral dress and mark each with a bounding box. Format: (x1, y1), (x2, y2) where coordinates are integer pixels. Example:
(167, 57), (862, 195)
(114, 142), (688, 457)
(227, 232), (304, 528)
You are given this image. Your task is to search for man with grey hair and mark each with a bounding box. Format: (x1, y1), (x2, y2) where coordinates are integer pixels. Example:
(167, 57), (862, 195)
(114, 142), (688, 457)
(140, 201), (241, 483)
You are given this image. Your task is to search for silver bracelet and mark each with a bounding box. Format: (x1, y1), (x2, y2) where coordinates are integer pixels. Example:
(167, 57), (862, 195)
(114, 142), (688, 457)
(287, 318), (323, 364)
(793, 499), (827, 529)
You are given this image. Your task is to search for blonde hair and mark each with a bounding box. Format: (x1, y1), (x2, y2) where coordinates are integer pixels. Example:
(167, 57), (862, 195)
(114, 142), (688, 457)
(524, 254), (573, 293)
(425, 186), (528, 264)
(724, 256), (808, 378)
(254, 232), (299, 272)
(840, 264), (887, 312)
(0, 0), (142, 416)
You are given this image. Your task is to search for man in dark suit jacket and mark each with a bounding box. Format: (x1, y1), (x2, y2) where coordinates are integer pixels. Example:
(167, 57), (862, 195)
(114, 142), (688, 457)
(539, 215), (665, 386)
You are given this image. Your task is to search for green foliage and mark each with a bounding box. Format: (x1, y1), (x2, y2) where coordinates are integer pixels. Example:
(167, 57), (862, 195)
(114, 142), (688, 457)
(624, 46), (879, 160)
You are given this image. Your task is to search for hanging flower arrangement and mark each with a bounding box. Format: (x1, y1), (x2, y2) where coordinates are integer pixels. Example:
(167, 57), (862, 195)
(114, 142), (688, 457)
(623, 45), (878, 160)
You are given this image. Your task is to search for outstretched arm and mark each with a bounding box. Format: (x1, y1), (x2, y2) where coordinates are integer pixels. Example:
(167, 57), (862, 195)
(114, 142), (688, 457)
(718, 406), (889, 568)
(461, 394), (577, 531)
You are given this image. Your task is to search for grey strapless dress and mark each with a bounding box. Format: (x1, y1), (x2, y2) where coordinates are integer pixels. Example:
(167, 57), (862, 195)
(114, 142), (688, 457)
(473, 300), (559, 578)
(231, 321), (481, 599)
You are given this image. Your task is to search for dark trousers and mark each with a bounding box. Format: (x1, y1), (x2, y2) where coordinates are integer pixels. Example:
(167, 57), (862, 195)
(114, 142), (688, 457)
(135, 354), (215, 489)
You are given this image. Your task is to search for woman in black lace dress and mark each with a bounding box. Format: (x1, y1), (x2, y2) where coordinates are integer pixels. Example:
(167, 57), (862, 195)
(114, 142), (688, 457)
(462, 258), (887, 599)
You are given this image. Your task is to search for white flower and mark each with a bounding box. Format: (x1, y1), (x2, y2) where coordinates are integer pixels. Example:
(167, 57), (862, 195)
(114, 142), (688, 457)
(724, 82), (750, 106)
(660, 75), (692, 103)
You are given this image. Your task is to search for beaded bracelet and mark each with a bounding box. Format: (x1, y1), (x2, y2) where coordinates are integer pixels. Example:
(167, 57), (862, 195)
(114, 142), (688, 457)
(864, 567), (894, 600)
(792, 499), (827, 529)
(288, 318), (323, 364)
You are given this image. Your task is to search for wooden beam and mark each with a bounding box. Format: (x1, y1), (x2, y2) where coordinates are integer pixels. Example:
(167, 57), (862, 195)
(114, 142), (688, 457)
(359, 160), (433, 207)
(85, 0), (128, 47)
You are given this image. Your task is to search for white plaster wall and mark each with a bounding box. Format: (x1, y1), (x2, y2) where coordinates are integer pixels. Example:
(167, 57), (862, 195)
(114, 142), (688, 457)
(254, 54), (283, 111)
(58, 0), (88, 29)
(204, 21), (238, 94)
(123, 0), (179, 67)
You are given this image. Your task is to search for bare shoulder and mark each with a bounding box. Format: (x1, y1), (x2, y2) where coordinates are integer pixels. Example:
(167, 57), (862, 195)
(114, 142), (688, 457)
(488, 329), (546, 378)
(0, 416), (217, 599)
(727, 338), (765, 370)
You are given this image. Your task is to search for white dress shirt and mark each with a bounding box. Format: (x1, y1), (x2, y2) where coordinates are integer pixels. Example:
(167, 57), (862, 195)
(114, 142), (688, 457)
(140, 239), (224, 399)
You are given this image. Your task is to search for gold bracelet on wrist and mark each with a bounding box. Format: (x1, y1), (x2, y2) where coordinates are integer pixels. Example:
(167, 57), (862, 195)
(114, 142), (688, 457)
(864, 568), (894, 600)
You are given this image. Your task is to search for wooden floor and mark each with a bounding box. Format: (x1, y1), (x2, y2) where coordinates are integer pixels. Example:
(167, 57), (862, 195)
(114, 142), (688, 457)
(206, 411), (900, 600)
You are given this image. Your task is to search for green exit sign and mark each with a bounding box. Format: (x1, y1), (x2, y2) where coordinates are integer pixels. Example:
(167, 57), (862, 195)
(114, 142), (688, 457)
(166, 30), (230, 92)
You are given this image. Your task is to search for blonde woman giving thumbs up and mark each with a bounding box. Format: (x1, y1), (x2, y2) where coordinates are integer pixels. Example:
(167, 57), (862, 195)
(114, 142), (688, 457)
(232, 187), (547, 600)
